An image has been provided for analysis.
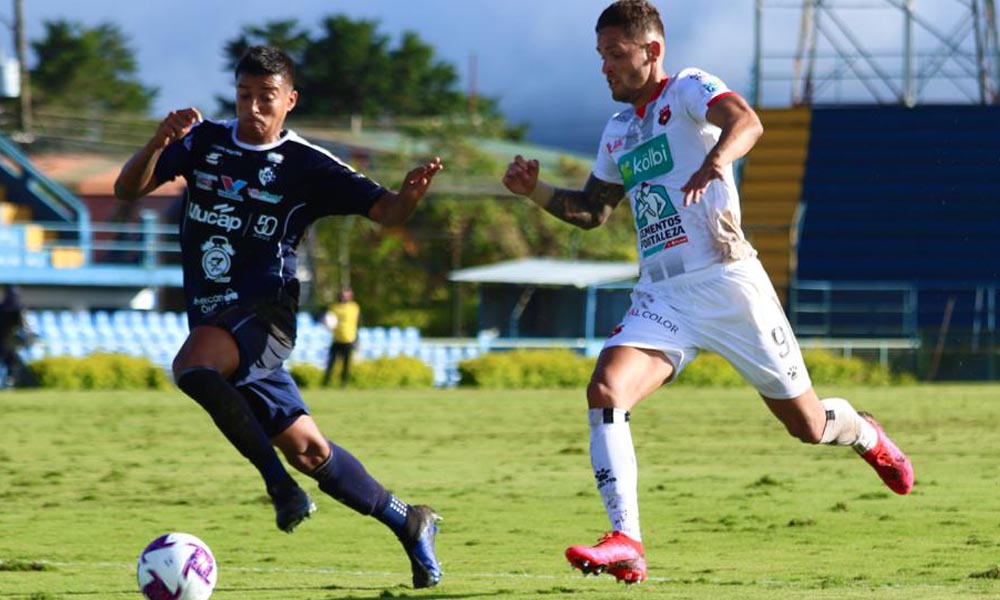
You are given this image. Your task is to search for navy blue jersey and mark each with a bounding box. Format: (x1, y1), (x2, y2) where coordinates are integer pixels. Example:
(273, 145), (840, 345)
(154, 119), (386, 327)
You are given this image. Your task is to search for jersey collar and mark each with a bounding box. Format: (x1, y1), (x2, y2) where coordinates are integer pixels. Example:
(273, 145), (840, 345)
(635, 77), (669, 119)
(227, 119), (291, 151)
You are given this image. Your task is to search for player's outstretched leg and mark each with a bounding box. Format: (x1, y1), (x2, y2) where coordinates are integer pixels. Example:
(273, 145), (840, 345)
(856, 412), (914, 495)
(307, 441), (442, 588)
(566, 532), (646, 584)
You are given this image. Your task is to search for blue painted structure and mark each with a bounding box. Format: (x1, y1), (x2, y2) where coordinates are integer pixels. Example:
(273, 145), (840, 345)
(794, 105), (1000, 337)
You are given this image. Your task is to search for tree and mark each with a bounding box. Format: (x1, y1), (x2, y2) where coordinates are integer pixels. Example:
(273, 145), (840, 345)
(218, 15), (496, 120)
(386, 32), (464, 116)
(30, 20), (156, 114)
(297, 16), (393, 116)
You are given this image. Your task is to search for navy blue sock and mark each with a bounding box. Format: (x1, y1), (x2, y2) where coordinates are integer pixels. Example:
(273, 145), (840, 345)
(176, 367), (294, 494)
(309, 441), (410, 536)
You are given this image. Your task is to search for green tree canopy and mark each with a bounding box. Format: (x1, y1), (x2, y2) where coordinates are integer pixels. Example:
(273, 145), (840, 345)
(30, 20), (156, 114)
(217, 15), (503, 121)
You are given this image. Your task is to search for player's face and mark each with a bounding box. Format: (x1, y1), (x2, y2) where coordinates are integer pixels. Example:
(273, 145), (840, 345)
(597, 26), (657, 105)
(235, 73), (298, 145)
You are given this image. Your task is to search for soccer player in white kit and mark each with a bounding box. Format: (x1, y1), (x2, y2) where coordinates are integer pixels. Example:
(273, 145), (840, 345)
(502, 0), (913, 586)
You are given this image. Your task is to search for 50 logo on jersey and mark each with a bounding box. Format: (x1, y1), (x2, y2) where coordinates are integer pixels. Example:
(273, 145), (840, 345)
(200, 236), (235, 283)
(252, 214), (279, 240)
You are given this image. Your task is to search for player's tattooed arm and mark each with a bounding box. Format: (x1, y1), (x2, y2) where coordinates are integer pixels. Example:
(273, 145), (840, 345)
(544, 175), (626, 229)
(502, 155), (624, 229)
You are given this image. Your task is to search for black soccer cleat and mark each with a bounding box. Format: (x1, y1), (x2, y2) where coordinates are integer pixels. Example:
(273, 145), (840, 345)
(398, 505), (443, 588)
(271, 485), (317, 533)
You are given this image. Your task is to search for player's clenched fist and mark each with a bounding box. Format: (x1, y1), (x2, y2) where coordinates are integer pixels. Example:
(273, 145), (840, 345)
(502, 154), (541, 196)
(152, 108), (203, 150)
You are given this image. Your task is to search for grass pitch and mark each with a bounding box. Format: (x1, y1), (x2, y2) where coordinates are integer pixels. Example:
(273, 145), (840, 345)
(1, 384), (999, 599)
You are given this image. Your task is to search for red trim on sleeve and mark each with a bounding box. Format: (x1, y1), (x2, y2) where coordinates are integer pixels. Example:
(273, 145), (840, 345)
(707, 90), (738, 108)
(635, 77), (670, 119)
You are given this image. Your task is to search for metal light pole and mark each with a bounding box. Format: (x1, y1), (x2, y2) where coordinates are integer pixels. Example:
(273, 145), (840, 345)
(14, 0), (30, 132)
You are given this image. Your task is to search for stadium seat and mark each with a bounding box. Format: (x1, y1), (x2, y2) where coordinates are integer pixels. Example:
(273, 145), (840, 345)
(23, 310), (39, 333)
(370, 327), (387, 349)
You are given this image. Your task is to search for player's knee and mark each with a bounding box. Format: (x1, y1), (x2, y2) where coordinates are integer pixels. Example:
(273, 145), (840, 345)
(171, 354), (190, 382)
(281, 441), (329, 473)
(784, 420), (824, 444)
(587, 379), (620, 408)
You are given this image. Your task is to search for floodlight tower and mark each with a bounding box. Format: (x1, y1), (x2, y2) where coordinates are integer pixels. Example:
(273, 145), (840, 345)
(753, 0), (1000, 106)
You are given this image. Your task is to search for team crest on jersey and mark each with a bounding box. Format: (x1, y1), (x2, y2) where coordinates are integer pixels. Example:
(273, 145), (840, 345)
(200, 235), (235, 283)
(258, 166), (277, 186)
(658, 105), (672, 125)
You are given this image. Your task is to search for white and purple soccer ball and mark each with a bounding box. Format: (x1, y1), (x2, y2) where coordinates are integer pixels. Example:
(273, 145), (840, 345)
(136, 532), (217, 600)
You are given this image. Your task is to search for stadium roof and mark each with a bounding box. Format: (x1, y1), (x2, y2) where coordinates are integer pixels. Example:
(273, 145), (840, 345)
(449, 258), (637, 289)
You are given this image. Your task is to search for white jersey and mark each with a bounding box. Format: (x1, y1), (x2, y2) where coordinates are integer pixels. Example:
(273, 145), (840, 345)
(592, 68), (756, 283)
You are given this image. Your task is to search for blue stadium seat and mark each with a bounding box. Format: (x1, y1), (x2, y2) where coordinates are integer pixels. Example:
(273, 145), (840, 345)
(370, 327), (387, 346)
(23, 310), (39, 333)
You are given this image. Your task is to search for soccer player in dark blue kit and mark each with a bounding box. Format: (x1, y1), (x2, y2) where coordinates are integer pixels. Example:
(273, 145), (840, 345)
(114, 46), (444, 588)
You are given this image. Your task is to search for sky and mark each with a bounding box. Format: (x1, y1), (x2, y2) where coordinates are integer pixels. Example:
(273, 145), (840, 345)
(13, 1), (979, 154)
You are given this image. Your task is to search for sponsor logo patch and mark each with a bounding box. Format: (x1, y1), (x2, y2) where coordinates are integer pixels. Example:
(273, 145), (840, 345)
(200, 235), (235, 283)
(193, 170), (217, 191)
(248, 188), (283, 204)
(617, 134), (674, 190)
(633, 183), (688, 257)
(187, 202), (243, 232)
(218, 176), (247, 201)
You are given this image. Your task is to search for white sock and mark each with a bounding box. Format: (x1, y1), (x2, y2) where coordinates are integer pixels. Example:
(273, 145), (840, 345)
(589, 408), (641, 541)
(819, 397), (878, 452)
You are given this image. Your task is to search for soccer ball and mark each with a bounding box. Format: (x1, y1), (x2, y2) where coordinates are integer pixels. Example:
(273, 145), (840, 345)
(136, 532), (217, 600)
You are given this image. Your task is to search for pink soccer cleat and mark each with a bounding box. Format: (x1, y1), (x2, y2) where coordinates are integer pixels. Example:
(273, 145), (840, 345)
(858, 412), (914, 495)
(565, 531), (647, 585)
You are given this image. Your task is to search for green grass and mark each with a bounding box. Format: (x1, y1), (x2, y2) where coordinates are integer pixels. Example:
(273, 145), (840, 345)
(1, 385), (999, 599)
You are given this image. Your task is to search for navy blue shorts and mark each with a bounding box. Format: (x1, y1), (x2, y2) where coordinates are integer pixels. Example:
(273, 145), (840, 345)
(206, 301), (309, 437)
(238, 368), (307, 438)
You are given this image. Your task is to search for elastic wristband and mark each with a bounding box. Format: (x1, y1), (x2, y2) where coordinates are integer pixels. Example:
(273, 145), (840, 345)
(527, 181), (555, 207)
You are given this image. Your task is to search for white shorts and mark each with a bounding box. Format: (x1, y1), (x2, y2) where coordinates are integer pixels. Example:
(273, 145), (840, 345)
(604, 257), (812, 399)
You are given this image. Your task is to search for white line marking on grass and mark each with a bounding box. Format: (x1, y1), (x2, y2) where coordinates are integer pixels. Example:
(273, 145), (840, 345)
(40, 560), (678, 583)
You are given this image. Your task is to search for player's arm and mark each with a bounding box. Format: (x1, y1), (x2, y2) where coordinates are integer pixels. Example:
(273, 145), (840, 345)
(502, 155), (625, 229)
(114, 108), (202, 203)
(367, 157), (443, 227)
(680, 94), (762, 206)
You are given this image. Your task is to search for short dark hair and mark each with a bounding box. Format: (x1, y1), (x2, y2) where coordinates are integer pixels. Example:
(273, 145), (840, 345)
(596, 0), (665, 40)
(235, 46), (296, 86)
